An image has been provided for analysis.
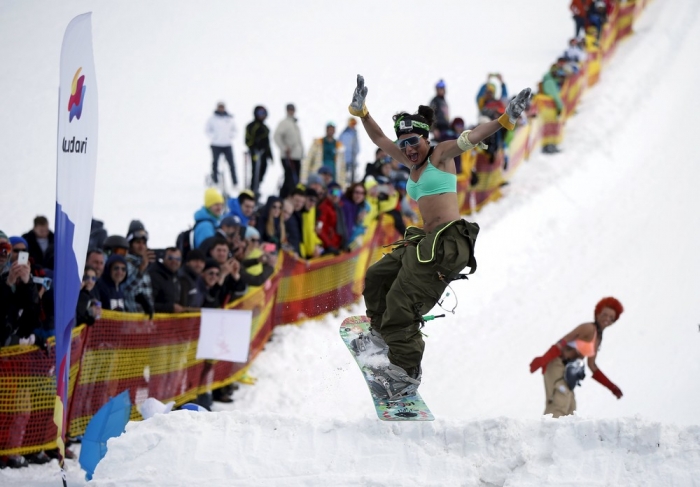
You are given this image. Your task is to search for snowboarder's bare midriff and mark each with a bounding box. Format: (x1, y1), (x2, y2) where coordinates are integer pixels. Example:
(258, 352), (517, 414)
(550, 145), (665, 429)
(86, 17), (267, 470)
(417, 192), (461, 233)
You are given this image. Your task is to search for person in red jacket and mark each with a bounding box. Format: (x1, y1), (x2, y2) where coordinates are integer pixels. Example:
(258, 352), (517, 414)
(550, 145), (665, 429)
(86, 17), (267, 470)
(316, 182), (345, 254)
(570, 0), (592, 38)
(530, 297), (624, 418)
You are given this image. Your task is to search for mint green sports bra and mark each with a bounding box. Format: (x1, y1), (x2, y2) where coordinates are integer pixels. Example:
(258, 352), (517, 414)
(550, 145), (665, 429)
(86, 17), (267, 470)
(406, 159), (457, 201)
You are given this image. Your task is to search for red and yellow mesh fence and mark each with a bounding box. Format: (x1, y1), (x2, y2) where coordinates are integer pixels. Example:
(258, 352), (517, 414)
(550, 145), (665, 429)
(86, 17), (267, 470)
(0, 325), (87, 456)
(0, 0), (650, 456)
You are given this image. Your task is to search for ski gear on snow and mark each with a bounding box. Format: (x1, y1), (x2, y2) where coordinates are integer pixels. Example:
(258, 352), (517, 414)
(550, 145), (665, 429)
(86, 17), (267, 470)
(340, 316), (434, 421)
(366, 363), (422, 401)
(351, 327), (389, 355)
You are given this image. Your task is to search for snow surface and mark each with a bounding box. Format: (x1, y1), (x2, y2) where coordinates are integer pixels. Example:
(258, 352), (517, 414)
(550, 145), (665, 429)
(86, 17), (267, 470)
(2, 0), (700, 485)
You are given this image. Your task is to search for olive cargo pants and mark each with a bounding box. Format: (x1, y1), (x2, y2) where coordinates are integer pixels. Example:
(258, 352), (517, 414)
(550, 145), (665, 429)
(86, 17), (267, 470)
(543, 357), (577, 418)
(363, 220), (478, 371)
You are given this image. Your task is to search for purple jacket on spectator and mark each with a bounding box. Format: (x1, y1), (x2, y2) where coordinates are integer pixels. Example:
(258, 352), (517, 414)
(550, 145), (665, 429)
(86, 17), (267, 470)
(340, 196), (362, 242)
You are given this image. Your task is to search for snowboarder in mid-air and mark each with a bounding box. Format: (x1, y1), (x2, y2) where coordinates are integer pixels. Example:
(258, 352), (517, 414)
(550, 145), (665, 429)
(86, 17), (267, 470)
(347, 75), (531, 400)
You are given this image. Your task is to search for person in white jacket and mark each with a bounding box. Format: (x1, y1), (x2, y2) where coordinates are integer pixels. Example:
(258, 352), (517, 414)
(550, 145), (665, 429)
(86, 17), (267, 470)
(273, 103), (304, 198)
(205, 102), (237, 186)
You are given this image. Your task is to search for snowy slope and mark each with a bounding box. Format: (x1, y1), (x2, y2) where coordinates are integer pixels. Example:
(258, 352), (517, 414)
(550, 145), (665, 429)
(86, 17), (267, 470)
(90, 413), (699, 487)
(2, 0), (700, 486)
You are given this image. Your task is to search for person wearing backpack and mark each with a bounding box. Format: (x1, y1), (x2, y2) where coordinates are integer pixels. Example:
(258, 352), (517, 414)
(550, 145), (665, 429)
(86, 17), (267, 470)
(529, 297), (625, 418)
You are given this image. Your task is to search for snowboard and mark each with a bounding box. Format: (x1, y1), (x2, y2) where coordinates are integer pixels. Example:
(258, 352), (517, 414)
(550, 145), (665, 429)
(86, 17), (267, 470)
(340, 315), (434, 421)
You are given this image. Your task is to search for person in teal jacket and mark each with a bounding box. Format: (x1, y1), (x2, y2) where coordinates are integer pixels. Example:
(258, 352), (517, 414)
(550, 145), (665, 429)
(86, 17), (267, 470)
(194, 188), (225, 249)
(542, 65), (565, 114)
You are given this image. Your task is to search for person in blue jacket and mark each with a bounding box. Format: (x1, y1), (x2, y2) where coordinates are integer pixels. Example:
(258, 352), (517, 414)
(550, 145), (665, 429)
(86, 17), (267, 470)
(225, 190), (257, 228)
(194, 188), (225, 249)
(96, 255), (128, 311)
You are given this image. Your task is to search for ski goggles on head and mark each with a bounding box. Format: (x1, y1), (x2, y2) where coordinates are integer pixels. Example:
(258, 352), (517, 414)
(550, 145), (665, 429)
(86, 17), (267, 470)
(396, 135), (423, 150)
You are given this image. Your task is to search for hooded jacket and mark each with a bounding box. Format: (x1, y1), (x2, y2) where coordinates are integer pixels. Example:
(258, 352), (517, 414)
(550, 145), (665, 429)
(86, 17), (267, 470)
(193, 207), (221, 249)
(96, 255), (128, 311)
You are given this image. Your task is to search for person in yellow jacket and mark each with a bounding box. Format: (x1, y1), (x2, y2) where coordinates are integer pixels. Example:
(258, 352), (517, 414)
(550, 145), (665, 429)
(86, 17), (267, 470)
(362, 176), (400, 228)
(299, 187), (323, 259)
(300, 122), (347, 188)
(363, 170), (407, 237)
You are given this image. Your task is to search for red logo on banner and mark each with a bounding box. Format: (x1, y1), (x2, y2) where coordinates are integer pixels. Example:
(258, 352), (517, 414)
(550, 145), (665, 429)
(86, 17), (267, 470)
(68, 67), (86, 122)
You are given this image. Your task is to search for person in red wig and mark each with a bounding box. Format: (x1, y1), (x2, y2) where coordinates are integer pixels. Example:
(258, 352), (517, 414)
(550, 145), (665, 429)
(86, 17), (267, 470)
(529, 297), (624, 418)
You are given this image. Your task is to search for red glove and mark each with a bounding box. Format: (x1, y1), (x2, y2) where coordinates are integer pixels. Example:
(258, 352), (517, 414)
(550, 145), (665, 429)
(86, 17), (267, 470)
(592, 369), (623, 399)
(529, 343), (563, 374)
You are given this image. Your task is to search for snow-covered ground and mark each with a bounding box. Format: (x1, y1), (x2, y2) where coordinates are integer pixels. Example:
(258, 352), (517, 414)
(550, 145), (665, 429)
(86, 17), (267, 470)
(2, 0), (700, 485)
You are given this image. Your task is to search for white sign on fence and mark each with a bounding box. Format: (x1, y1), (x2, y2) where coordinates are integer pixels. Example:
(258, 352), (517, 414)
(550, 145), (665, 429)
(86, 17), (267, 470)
(196, 308), (253, 363)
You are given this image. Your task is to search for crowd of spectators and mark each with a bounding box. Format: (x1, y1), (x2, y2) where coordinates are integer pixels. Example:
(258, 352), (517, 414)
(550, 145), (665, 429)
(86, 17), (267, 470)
(1, 2), (626, 465)
(2, 28), (606, 350)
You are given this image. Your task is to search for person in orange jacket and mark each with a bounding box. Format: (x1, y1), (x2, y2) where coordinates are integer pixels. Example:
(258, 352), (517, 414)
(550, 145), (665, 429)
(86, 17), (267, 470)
(530, 297), (624, 418)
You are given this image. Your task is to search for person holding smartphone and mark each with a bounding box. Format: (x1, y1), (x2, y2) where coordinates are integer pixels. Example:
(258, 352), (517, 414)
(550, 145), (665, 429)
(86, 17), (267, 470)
(77, 266), (101, 326)
(1, 239), (39, 347)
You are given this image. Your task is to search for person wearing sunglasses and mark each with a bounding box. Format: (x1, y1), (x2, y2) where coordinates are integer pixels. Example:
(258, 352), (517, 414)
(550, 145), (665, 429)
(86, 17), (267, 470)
(347, 74), (531, 400)
(200, 259), (224, 309)
(77, 266), (101, 326)
(96, 255), (128, 311)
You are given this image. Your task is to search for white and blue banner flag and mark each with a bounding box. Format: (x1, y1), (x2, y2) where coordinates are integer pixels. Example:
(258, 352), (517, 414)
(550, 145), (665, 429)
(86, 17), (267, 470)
(54, 12), (98, 467)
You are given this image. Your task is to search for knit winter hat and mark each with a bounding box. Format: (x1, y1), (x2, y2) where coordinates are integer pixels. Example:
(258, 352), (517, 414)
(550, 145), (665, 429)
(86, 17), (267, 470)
(307, 174), (325, 187)
(185, 249), (206, 263)
(0, 230), (7, 240)
(203, 258), (220, 272)
(126, 220), (148, 243)
(9, 236), (29, 248)
(244, 226), (261, 241)
(204, 188), (224, 208)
